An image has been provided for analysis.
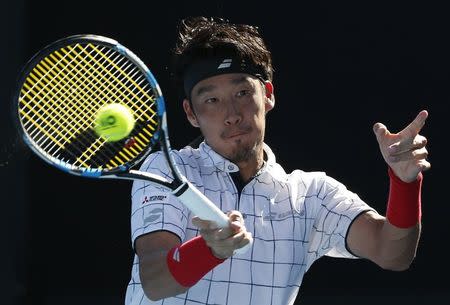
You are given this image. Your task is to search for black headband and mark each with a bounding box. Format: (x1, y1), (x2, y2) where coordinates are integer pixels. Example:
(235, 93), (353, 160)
(183, 56), (267, 98)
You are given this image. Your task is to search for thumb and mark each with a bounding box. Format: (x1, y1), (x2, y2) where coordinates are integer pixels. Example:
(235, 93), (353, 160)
(230, 220), (242, 232)
(228, 211), (244, 232)
(373, 122), (389, 142)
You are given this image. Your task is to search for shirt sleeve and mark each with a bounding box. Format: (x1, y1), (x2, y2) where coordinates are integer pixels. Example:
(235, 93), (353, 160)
(130, 152), (189, 250)
(307, 172), (376, 260)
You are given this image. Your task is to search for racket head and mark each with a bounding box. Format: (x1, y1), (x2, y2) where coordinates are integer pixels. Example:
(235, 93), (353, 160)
(13, 34), (168, 177)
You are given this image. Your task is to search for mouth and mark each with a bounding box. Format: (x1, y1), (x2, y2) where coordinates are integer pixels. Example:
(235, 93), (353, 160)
(221, 124), (253, 140)
(224, 128), (252, 140)
(227, 132), (247, 139)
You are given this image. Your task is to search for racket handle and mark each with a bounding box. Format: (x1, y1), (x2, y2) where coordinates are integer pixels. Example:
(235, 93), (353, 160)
(174, 181), (252, 255)
(175, 181), (229, 227)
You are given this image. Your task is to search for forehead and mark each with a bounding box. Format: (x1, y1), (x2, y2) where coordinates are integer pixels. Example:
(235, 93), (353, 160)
(192, 73), (260, 97)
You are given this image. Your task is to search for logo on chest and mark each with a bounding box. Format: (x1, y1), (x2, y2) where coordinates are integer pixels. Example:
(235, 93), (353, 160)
(263, 209), (295, 221)
(259, 198), (305, 221)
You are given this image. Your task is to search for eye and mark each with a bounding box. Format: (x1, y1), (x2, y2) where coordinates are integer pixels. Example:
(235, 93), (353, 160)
(204, 97), (218, 104)
(236, 90), (251, 97)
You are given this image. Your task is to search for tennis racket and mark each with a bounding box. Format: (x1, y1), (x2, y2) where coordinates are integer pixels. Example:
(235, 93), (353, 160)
(13, 34), (251, 254)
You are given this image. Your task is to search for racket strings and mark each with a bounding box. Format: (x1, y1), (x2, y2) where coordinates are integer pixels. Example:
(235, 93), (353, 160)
(22, 46), (109, 152)
(72, 43), (156, 162)
(69, 44), (158, 153)
(75, 44), (158, 166)
(75, 44), (156, 123)
(18, 42), (159, 170)
(52, 46), (141, 165)
(20, 47), (83, 148)
(21, 46), (122, 167)
(88, 44), (157, 121)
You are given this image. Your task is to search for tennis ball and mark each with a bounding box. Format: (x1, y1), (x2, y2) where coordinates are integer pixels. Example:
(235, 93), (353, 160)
(94, 103), (135, 142)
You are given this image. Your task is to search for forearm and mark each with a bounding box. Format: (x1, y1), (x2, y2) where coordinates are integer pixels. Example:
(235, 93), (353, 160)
(139, 249), (188, 301)
(378, 167), (422, 269)
(348, 211), (420, 270)
(350, 167), (423, 270)
(377, 219), (421, 270)
(135, 215), (246, 301)
(138, 234), (227, 301)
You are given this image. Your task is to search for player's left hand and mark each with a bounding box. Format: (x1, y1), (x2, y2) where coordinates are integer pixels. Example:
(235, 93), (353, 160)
(373, 110), (431, 182)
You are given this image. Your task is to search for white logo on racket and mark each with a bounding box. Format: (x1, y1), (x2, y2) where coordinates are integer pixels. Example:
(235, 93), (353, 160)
(217, 59), (232, 69)
(173, 247), (180, 262)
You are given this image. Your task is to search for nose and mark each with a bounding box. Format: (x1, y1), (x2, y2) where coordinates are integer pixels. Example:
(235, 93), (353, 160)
(224, 100), (242, 126)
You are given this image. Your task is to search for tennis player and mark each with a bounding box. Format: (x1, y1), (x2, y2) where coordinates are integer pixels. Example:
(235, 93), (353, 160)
(125, 16), (430, 305)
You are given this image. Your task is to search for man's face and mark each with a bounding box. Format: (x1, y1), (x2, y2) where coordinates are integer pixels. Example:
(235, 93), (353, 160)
(183, 73), (273, 164)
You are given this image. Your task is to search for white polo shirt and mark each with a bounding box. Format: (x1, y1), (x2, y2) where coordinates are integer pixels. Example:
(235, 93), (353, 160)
(125, 142), (374, 305)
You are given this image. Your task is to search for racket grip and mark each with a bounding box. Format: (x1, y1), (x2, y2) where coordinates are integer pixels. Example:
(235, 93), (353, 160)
(174, 181), (253, 255)
(175, 181), (229, 227)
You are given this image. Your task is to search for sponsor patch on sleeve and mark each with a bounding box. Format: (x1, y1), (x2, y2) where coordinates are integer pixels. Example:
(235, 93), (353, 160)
(140, 192), (170, 207)
(144, 207), (164, 224)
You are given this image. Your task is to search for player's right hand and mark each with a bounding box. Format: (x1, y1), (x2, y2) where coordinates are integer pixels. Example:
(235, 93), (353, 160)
(192, 210), (253, 259)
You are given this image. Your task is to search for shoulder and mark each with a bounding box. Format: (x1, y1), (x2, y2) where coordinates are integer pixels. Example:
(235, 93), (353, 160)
(137, 151), (171, 177)
(171, 145), (202, 163)
(282, 168), (327, 186)
(263, 143), (331, 188)
(288, 169), (326, 183)
(263, 143), (346, 193)
(138, 146), (201, 174)
(284, 168), (350, 195)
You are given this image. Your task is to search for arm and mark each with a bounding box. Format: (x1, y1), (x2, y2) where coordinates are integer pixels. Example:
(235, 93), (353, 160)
(347, 211), (420, 270)
(347, 110), (430, 270)
(135, 231), (186, 301)
(136, 211), (252, 301)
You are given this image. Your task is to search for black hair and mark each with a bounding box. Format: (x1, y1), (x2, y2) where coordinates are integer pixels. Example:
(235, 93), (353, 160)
(170, 16), (274, 99)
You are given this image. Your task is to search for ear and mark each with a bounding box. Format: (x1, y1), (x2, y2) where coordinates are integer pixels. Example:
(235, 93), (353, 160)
(264, 81), (275, 111)
(183, 99), (200, 127)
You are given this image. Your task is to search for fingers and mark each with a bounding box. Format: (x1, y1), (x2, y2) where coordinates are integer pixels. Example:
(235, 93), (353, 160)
(192, 213), (242, 239)
(373, 110), (429, 144)
(398, 110), (428, 140)
(191, 216), (218, 230)
(192, 211), (251, 259)
(388, 135), (427, 155)
(373, 122), (389, 142)
(228, 210), (245, 232)
(192, 211), (244, 231)
(417, 159), (431, 172)
(387, 146), (428, 163)
(199, 226), (251, 259)
(205, 230), (250, 249)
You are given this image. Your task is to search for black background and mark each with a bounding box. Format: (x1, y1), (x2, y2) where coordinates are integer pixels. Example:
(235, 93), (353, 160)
(1, 1), (448, 304)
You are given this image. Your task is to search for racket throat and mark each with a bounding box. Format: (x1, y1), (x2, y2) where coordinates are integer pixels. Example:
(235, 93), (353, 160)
(172, 181), (189, 197)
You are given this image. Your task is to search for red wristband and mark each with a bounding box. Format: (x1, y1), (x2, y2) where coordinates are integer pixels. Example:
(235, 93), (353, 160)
(166, 236), (225, 287)
(386, 167), (423, 228)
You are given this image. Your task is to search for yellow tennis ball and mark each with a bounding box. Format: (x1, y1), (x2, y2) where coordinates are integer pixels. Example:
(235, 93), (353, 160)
(94, 103), (135, 142)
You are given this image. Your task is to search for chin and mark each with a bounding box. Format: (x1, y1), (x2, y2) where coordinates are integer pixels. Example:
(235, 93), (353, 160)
(227, 141), (260, 163)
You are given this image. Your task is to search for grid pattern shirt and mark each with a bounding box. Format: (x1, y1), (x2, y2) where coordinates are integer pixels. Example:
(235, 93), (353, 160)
(125, 142), (374, 305)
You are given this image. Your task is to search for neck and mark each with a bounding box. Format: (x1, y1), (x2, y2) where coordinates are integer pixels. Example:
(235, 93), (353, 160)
(235, 148), (265, 182)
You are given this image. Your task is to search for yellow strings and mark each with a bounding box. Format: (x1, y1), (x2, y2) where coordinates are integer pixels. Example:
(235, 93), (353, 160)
(19, 43), (158, 169)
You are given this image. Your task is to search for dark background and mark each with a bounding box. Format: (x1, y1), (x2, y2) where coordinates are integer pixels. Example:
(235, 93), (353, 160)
(1, 1), (448, 304)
